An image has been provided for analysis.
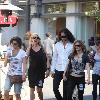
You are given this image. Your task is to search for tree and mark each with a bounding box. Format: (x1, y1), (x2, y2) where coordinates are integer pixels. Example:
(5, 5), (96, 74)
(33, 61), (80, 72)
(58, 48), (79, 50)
(85, 1), (100, 22)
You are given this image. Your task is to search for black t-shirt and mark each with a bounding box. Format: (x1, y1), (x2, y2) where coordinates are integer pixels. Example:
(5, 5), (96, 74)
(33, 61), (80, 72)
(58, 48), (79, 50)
(28, 47), (47, 79)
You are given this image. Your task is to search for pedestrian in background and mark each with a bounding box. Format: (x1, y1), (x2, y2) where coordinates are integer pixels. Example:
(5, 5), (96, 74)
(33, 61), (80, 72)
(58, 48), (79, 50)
(24, 31), (33, 49)
(26, 33), (49, 100)
(43, 32), (54, 77)
(43, 32), (54, 63)
(91, 38), (100, 100)
(50, 28), (75, 100)
(4, 36), (27, 100)
(63, 40), (90, 100)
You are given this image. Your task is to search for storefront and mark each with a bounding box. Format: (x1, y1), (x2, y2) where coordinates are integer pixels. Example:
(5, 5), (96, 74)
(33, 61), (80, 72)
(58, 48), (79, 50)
(30, 1), (98, 47)
(1, 0), (100, 47)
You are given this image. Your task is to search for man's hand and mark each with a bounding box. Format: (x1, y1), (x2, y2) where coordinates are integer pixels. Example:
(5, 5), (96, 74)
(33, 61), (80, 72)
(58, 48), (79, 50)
(50, 71), (55, 78)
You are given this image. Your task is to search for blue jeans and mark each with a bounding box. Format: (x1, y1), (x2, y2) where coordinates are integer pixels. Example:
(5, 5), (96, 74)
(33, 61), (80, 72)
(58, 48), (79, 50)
(4, 75), (22, 94)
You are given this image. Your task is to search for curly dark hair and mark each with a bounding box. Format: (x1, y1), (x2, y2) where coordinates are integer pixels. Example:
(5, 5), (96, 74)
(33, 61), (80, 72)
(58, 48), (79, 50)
(11, 36), (22, 48)
(59, 28), (75, 43)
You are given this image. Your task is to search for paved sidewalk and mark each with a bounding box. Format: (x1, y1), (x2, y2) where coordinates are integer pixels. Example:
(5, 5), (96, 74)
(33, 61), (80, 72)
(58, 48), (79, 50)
(0, 60), (99, 100)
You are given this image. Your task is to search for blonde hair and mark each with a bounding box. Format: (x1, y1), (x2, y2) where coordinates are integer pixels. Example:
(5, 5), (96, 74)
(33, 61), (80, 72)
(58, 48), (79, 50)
(29, 33), (41, 46)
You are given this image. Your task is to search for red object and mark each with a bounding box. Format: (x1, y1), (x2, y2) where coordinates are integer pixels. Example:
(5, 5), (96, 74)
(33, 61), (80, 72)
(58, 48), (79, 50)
(0, 15), (18, 24)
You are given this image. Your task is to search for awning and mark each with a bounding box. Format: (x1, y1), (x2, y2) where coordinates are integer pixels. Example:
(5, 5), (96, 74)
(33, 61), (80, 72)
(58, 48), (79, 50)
(0, 3), (23, 10)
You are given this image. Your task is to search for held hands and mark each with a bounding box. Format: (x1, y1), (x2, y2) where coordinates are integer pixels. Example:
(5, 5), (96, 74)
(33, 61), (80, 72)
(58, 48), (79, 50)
(22, 74), (26, 82)
(63, 73), (67, 81)
(86, 78), (90, 85)
(45, 69), (50, 78)
(50, 71), (55, 78)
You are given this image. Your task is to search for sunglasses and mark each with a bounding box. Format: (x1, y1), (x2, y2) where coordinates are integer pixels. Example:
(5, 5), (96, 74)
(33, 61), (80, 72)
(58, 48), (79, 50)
(13, 43), (18, 45)
(75, 45), (81, 47)
(32, 37), (40, 39)
(61, 36), (67, 38)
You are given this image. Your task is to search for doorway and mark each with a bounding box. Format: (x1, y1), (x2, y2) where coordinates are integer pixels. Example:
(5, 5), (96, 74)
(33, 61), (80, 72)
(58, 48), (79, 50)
(56, 17), (66, 34)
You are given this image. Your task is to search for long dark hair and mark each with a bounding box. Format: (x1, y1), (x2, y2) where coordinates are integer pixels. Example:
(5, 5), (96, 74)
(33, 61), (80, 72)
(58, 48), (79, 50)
(59, 28), (75, 43)
(72, 40), (87, 56)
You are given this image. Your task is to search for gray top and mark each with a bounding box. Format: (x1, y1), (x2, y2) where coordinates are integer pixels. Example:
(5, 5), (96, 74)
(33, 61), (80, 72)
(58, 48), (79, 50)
(43, 37), (54, 56)
(93, 53), (100, 76)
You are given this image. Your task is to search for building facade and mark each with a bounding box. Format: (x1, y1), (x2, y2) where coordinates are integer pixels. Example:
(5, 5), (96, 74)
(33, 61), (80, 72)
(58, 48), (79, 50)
(0, 0), (100, 48)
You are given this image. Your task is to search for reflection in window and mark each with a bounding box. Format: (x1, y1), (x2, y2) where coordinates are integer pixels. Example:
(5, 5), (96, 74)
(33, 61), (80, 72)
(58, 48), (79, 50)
(44, 4), (66, 14)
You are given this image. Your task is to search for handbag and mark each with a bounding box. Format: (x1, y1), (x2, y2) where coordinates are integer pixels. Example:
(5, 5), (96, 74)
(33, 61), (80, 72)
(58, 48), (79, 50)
(9, 75), (23, 84)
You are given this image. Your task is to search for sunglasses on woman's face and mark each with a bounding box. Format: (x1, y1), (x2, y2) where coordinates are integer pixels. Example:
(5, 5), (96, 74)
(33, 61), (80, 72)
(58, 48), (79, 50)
(13, 42), (18, 46)
(32, 37), (39, 39)
(75, 44), (81, 47)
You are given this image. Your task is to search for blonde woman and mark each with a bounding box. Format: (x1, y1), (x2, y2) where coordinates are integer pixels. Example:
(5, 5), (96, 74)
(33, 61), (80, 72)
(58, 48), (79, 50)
(27, 33), (49, 100)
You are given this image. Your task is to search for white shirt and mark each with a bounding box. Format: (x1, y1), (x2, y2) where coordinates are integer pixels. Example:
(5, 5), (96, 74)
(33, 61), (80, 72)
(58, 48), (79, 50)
(7, 49), (26, 76)
(51, 41), (73, 72)
(43, 37), (54, 55)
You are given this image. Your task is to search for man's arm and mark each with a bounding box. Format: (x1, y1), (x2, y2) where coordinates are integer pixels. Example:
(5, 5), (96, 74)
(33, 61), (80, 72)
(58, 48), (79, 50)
(50, 44), (58, 78)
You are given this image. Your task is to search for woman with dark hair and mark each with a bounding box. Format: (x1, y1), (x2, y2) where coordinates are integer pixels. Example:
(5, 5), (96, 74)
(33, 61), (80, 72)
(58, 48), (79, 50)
(63, 40), (90, 100)
(4, 36), (27, 100)
(27, 33), (49, 100)
(50, 28), (75, 100)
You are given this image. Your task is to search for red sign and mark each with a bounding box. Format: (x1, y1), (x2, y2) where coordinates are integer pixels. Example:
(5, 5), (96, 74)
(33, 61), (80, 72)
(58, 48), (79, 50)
(0, 15), (18, 25)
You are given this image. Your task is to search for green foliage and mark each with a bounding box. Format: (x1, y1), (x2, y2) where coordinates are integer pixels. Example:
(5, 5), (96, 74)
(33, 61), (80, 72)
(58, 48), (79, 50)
(95, 16), (100, 22)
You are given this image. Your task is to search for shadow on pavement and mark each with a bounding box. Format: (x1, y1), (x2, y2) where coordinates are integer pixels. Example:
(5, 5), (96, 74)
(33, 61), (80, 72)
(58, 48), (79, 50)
(84, 95), (100, 100)
(84, 95), (92, 99)
(44, 95), (100, 100)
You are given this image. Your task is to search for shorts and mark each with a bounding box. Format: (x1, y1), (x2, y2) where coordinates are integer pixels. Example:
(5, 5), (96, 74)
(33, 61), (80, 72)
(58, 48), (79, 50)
(4, 75), (22, 94)
(29, 79), (44, 88)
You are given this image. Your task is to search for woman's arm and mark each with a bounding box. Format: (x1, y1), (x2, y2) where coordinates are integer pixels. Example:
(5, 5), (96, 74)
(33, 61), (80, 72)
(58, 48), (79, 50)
(22, 56), (27, 81)
(86, 63), (90, 84)
(26, 47), (31, 57)
(4, 52), (10, 67)
(4, 55), (8, 67)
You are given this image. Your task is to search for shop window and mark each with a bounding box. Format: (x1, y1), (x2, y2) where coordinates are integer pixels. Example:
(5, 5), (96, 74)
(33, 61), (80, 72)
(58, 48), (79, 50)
(44, 4), (66, 14)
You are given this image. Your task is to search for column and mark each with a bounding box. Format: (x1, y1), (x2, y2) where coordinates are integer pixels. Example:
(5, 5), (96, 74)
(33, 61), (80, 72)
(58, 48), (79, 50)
(30, 18), (45, 40)
(66, 2), (81, 38)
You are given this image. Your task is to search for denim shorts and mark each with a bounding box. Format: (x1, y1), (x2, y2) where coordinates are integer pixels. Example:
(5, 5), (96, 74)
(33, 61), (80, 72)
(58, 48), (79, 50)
(4, 75), (22, 94)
